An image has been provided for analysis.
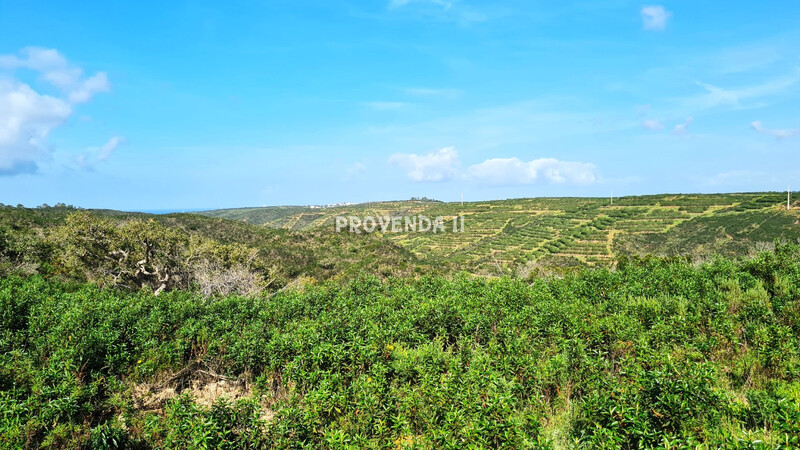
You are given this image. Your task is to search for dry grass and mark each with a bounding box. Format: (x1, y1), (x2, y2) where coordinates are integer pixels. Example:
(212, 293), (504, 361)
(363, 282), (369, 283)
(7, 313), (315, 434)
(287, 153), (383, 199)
(131, 365), (276, 423)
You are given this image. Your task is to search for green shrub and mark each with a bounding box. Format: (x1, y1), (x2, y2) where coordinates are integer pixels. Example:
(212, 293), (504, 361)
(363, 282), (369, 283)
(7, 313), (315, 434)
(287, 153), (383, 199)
(1, 244), (799, 447)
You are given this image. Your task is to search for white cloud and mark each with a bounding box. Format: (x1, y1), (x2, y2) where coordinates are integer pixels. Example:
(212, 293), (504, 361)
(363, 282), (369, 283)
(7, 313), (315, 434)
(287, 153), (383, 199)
(0, 47), (110, 103)
(642, 119), (664, 130)
(0, 79), (72, 175)
(0, 47), (111, 175)
(0, 47), (77, 86)
(68, 72), (110, 104)
(673, 116), (693, 135)
(388, 146), (598, 185)
(389, 147), (459, 181)
(468, 157), (597, 185)
(641, 5), (671, 31)
(750, 120), (799, 139)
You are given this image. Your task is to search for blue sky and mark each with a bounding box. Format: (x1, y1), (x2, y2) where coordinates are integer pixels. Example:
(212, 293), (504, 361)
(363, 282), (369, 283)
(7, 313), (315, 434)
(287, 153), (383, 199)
(1, 0), (798, 210)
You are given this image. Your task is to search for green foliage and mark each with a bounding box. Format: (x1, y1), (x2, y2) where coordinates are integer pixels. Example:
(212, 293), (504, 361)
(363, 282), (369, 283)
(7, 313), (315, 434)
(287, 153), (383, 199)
(49, 211), (272, 295)
(142, 395), (268, 449)
(0, 206), (437, 290)
(1, 244), (799, 447)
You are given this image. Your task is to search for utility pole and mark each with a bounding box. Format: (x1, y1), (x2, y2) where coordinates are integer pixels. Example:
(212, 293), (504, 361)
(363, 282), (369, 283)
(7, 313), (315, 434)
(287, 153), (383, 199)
(789, 185), (792, 210)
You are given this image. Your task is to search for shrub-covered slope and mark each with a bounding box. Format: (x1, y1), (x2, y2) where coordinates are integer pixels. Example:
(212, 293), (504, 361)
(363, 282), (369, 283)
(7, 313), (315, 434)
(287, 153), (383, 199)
(2, 245), (799, 448)
(0, 205), (437, 294)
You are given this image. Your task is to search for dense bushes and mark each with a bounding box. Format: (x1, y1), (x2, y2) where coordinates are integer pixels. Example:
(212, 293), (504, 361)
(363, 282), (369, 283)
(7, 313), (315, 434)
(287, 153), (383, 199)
(1, 244), (799, 448)
(0, 206), (436, 293)
(0, 210), (273, 297)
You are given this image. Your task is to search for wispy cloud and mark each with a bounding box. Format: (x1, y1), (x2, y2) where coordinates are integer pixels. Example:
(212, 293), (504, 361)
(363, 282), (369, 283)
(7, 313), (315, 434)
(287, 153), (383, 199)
(98, 136), (123, 161)
(345, 161), (368, 180)
(673, 116), (693, 135)
(642, 119), (664, 130)
(77, 136), (124, 169)
(641, 5), (671, 31)
(750, 120), (799, 139)
(69, 72), (110, 104)
(0, 47), (110, 103)
(673, 74), (799, 111)
(640, 116), (693, 135)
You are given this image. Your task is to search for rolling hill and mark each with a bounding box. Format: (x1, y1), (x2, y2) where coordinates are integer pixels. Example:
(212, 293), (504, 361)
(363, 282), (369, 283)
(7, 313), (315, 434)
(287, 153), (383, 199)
(200, 192), (800, 273)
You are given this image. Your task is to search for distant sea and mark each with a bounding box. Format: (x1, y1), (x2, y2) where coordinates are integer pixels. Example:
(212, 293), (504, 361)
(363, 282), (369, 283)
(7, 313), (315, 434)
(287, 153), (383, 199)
(135, 208), (210, 215)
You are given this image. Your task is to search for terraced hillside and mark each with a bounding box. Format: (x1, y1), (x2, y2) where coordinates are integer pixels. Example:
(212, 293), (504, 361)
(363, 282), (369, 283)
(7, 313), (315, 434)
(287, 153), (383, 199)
(200, 193), (800, 273)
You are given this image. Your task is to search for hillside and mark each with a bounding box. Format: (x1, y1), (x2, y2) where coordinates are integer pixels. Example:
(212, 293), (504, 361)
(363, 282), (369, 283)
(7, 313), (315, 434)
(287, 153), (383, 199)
(200, 193), (800, 273)
(2, 200), (800, 448)
(0, 204), (438, 291)
(2, 246), (798, 448)
(199, 206), (311, 225)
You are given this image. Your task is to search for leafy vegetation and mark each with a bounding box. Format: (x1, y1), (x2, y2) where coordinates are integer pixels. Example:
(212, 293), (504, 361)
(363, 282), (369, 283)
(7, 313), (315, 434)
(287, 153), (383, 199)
(0, 204), (436, 294)
(2, 195), (799, 448)
(2, 242), (799, 448)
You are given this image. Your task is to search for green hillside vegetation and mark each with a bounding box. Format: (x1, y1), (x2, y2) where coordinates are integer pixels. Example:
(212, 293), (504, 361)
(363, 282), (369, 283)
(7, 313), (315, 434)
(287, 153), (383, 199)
(1, 245), (799, 448)
(2, 196), (799, 448)
(0, 204), (436, 295)
(200, 206), (311, 226)
(201, 193), (800, 274)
